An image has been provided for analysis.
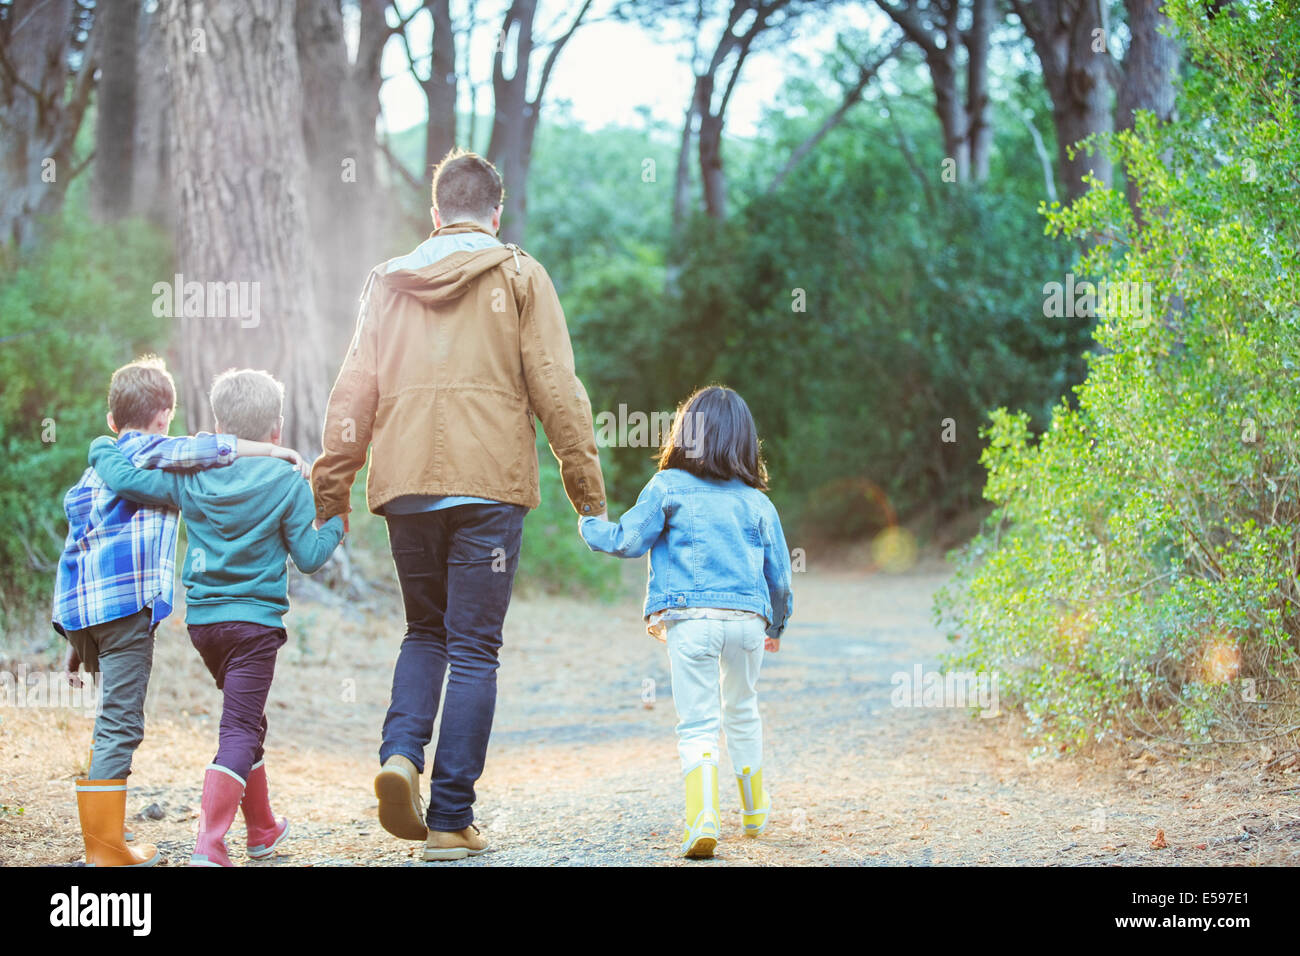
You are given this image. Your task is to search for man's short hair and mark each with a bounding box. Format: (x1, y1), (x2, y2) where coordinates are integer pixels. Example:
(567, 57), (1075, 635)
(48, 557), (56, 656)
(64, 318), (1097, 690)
(209, 368), (284, 441)
(108, 355), (176, 429)
(431, 148), (505, 224)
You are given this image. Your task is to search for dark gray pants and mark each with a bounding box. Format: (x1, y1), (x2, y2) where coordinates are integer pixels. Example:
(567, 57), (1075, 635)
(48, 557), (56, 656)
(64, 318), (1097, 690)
(64, 608), (155, 780)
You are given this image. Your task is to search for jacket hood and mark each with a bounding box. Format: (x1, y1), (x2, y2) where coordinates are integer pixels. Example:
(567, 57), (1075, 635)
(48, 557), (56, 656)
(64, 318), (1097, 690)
(380, 231), (523, 306)
(182, 458), (297, 539)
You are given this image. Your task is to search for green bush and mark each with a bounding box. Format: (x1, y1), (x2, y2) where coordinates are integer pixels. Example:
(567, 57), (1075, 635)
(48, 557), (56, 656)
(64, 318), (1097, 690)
(517, 430), (623, 599)
(936, 0), (1300, 750)
(0, 215), (171, 642)
(664, 119), (1078, 537)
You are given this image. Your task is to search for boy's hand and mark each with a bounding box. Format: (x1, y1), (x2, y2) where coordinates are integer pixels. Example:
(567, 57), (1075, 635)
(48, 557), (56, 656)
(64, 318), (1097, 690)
(64, 645), (83, 687)
(236, 438), (310, 478)
(271, 445), (310, 478)
(765, 637), (780, 653)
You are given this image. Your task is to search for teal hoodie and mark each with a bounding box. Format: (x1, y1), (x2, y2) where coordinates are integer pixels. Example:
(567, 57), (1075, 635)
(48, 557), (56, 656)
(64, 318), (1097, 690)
(89, 436), (344, 628)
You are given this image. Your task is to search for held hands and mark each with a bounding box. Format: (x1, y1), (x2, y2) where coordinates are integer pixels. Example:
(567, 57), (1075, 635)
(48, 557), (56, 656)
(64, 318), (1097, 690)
(314, 513), (349, 533)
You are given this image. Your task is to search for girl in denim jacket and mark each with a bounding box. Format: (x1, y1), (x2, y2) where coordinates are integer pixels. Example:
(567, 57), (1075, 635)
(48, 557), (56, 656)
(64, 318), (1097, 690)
(580, 386), (793, 858)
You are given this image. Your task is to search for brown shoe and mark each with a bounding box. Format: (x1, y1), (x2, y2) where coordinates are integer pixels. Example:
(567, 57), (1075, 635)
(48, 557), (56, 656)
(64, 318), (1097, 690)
(374, 756), (428, 841)
(423, 823), (488, 861)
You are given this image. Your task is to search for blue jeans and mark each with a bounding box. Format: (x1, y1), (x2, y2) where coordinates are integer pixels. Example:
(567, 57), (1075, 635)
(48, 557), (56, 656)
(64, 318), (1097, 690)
(379, 502), (526, 831)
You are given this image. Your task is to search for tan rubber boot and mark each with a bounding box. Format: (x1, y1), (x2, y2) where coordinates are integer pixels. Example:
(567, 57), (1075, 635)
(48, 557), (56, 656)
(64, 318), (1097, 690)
(75, 780), (159, 867)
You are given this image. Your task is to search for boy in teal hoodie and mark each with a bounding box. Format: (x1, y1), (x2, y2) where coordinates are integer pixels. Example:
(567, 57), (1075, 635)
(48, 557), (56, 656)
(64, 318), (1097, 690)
(90, 368), (344, 866)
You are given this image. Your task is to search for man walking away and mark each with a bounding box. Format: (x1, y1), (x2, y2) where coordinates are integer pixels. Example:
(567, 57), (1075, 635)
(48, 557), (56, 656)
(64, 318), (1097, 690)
(311, 149), (606, 861)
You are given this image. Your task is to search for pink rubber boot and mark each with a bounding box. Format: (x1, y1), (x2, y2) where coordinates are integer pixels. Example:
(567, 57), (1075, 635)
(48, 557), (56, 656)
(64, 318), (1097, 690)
(242, 760), (289, 859)
(190, 765), (245, 867)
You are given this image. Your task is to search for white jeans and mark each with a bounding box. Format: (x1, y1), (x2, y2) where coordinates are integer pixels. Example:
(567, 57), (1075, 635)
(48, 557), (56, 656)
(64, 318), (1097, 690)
(665, 616), (766, 773)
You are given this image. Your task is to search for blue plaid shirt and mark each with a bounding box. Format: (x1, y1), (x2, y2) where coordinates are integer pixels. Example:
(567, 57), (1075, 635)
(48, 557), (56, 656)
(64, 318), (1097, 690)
(52, 431), (238, 634)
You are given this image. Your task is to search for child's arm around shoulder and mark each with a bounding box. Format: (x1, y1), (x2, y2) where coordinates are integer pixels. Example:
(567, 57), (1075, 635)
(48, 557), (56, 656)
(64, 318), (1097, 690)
(89, 436), (183, 509)
(761, 496), (794, 643)
(280, 469), (344, 573)
(578, 471), (670, 559)
(126, 432), (238, 471)
(129, 432), (310, 476)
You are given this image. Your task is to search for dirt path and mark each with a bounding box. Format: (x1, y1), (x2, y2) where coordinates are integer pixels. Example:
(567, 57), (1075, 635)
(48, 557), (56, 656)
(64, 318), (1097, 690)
(3, 562), (1298, 866)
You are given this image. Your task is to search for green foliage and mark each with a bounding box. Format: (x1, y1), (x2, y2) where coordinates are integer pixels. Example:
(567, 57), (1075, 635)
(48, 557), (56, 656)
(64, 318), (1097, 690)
(663, 94), (1078, 537)
(937, 0), (1300, 750)
(0, 215), (171, 638)
(518, 429), (622, 599)
(561, 242), (675, 509)
(526, 121), (673, 292)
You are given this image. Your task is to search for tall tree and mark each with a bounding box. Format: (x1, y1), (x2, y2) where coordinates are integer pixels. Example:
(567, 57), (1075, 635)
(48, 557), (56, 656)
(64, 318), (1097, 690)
(1009, 0), (1114, 200)
(694, 0), (797, 218)
(874, 0), (994, 185)
(964, 0), (992, 181)
(296, 0), (391, 349)
(162, 0), (328, 457)
(0, 0), (97, 249)
(488, 0), (595, 244)
(624, 0), (809, 226)
(131, 0), (174, 228)
(1115, 0), (1178, 219)
(392, 0), (459, 173)
(91, 0), (139, 223)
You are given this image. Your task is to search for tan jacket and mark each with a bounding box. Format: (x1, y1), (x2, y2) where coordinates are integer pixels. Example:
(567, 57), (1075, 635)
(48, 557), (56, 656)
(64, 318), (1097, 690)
(311, 223), (606, 522)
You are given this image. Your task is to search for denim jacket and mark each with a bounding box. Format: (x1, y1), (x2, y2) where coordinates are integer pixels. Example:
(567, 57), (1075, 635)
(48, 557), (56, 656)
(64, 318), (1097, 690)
(579, 468), (793, 640)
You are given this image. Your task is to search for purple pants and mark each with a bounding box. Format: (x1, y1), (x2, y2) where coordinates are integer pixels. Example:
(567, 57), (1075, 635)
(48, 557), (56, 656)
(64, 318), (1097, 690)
(187, 621), (287, 781)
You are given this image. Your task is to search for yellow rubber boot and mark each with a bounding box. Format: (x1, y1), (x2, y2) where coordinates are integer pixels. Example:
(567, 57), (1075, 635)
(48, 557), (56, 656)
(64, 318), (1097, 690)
(85, 744), (133, 842)
(736, 766), (771, 836)
(75, 780), (159, 867)
(681, 754), (720, 858)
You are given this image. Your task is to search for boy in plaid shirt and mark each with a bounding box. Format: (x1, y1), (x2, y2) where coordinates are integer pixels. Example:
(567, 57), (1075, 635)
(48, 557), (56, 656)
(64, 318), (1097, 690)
(54, 355), (306, 867)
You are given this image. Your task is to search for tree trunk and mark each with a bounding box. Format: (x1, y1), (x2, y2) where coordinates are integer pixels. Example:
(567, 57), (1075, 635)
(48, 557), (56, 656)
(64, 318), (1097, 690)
(131, 1), (174, 229)
(965, 0), (993, 183)
(0, 0), (97, 250)
(671, 103), (695, 234)
(425, 0), (457, 171)
(875, 0), (977, 184)
(92, 0), (139, 223)
(696, 74), (727, 220)
(488, 0), (536, 245)
(486, 0), (592, 244)
(163, 0), (327, 459)
(927, 42), (969, 183)
(1012, 0), (1114, 201)
(296, 0), (388, 352)
(1116, 0), (1179, 219)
